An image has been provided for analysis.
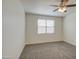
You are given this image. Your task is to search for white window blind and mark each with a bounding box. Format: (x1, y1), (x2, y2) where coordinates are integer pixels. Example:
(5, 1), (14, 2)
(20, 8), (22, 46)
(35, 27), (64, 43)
(38, 19), (55, 34)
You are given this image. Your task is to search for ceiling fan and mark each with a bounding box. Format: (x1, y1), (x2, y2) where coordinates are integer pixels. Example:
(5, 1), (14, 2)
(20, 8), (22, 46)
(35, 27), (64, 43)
(50, 0), (76, 12)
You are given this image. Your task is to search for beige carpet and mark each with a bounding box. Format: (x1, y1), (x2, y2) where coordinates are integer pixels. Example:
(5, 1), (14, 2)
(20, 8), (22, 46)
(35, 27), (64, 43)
(19, 41), (76, 59)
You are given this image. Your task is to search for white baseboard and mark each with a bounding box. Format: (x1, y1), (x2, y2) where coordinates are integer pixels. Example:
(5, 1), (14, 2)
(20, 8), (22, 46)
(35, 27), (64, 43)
(64, 40), (76, 46)
(24, 40), (63, 45)
(2, 44), (26, 59)
(18, 43), (26, 59)
(2, 56), (14, 59)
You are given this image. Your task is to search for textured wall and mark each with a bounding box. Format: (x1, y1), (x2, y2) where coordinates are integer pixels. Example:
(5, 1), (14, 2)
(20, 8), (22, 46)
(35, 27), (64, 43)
(2, 0), (25, 59)
(63, 8), (76, 46)
(25, 13), (63, 44)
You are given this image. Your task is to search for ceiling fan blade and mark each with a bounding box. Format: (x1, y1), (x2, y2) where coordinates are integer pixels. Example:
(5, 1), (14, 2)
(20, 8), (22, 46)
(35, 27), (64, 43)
(61, 0), (64, 2)
(60, 0), (69, 6)
(49, 5), (58, 7)
(61, 0), (69, 3)
(53, 8), (59, 12)
(66, 4), (76, 7)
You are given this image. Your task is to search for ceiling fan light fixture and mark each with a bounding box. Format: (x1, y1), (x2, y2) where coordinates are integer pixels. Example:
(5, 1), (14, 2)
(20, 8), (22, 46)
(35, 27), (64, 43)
(58, 7), (67, 12)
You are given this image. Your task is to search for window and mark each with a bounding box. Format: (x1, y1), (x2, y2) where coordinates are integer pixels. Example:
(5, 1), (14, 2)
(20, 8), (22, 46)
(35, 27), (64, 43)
(38, 19), (55, 34)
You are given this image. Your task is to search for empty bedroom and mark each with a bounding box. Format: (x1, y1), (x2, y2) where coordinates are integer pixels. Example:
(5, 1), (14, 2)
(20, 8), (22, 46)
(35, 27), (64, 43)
(2, 0), (76, 59)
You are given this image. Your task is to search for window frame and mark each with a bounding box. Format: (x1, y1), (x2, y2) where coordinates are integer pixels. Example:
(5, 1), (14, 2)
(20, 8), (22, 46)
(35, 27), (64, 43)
(37, 19), (55, 34)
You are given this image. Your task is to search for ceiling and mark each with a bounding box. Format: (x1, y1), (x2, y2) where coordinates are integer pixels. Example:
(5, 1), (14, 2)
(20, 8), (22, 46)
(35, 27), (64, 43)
(20, 0), (76, 17)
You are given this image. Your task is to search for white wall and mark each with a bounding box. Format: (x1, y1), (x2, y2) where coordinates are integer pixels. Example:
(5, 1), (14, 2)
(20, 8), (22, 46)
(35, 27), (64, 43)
(63, 8), (76, 46)
(25, 13), (63, 44)
(2, 0), (25, 59)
